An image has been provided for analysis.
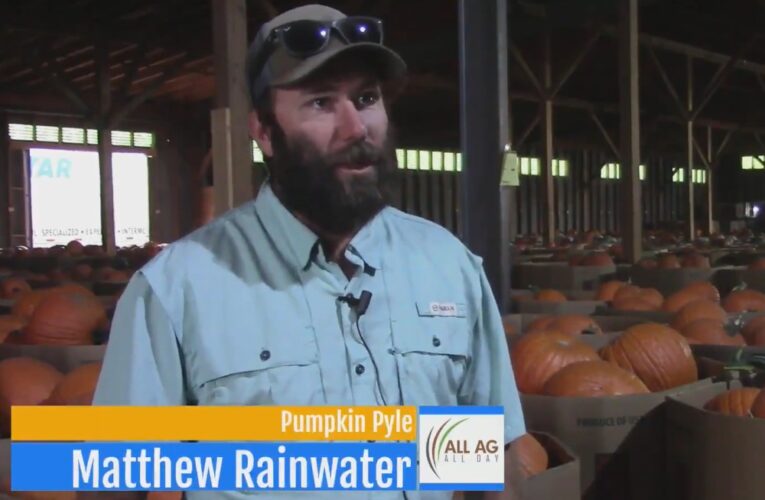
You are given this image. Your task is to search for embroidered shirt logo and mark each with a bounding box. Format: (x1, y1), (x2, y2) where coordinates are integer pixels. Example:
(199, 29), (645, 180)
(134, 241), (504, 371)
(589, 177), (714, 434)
(429, 302), (458, 317)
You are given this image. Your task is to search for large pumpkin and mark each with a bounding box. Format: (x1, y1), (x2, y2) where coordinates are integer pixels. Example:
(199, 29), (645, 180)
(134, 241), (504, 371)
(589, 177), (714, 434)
(534, 289), (567, 303)
(751, 389), (765, 418)
(680, 319), (745, 346)
(662, 282), (720, 313)
(578, 252), (614, 267)
(511, 331), (600, 394)
(542, 360), (650, 397)
(600, 323), (698, 392)
(46, 362), (102, 405)
(22, 292), (106, 345)
(613, 285), (663, 311)
(514, 433), (549, 478)
(704, 388), (761, 416)
(657, 254), (681, 269)
(0, 357), (62, 436)
(741, 316), (765, 345)
(596, 280), (627, 301)
(545, 314), (602, 336)
(0, 315), (25, 343)
(671, 300), (728, 331)
(723, 289), (765, 313)
(525, 316), (554, 333)
(681, 253), (711, 269)
(0, 278), (31, 300)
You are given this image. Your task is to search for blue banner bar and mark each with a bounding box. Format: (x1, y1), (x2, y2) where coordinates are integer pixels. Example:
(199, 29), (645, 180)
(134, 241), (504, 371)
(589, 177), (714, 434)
(11, 442), (417, 491)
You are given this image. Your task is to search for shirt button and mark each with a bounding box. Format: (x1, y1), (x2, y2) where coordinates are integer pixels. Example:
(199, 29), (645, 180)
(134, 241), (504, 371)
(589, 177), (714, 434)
(432, 336), (441, 347)
(355, 364), (366, 375)
(260, 350), (271, 361)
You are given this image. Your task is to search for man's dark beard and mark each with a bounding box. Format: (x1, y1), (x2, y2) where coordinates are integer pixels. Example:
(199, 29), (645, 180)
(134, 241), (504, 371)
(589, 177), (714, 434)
(267, 124), (399, 235)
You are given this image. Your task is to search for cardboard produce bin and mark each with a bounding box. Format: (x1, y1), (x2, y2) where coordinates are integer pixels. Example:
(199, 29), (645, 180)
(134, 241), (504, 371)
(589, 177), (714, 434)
(520, 377), (725, 493)
(514, 263), (618, 291)
(453, 432), (581, 500)
(629, 266), (725, 296)
(665, 380), (765, 500)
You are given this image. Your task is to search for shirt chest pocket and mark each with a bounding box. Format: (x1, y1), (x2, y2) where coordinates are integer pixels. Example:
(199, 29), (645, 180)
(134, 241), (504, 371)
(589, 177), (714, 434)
(391, 302), (472, 406)
(190, 326), (324, 407)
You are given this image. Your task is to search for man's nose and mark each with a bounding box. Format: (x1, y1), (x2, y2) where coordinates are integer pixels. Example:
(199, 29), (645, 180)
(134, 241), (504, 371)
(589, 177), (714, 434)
(335, 99), (367, 143)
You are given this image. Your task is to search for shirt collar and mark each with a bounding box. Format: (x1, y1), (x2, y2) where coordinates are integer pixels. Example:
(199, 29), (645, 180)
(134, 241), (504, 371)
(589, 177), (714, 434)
(253, 181), (383, 272)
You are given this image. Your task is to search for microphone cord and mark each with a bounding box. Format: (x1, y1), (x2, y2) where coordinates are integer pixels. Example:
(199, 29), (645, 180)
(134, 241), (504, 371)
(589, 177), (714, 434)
(354, 317), (388, 406)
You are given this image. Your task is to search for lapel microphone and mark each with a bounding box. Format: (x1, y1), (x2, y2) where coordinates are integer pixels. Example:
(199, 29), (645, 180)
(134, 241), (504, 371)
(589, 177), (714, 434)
(339, 290), (373, 316)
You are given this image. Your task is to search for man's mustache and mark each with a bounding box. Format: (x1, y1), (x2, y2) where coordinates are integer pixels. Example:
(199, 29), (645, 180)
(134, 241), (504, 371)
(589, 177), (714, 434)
(325, 141), (384, 167)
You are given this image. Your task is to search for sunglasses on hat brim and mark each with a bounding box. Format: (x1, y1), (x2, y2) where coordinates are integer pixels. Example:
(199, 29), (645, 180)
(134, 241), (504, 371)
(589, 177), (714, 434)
(250, 17), (385, 85)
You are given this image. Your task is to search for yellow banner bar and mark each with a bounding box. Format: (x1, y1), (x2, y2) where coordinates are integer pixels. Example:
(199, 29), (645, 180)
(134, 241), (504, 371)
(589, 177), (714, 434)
(11, 406), (417, 442)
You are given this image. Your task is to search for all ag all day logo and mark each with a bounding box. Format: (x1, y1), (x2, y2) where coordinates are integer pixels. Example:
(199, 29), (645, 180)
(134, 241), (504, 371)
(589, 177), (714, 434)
(418, 407), (504, 490)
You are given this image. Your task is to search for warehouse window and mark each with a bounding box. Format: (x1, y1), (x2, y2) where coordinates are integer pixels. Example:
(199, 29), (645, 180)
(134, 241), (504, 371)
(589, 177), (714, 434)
(29, 148), (150, 248)
(8, 123), (154, 149)
(518, 157), (568, 177)
(742, 156), (765, 170)
(600, 163), (647, 180)
(673, 168), (707, 184)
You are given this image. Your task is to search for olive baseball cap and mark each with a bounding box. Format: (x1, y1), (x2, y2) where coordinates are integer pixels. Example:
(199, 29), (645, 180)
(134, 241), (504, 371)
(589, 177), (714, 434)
(245, 4), (408, 105)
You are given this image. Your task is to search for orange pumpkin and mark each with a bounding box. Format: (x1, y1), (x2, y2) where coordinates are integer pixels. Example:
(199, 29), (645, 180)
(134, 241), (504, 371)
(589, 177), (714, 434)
(514, 433), (549, 478)
(671, 300), (728, 331)
(0, 278), (31, 300)
(71, 263), (93, 281)
(751, 389), (765, 418)
(680, 319), (745, 346)
(596, 280), (627, 301)
(545, 314), (602, 336)
(46, 362), (102, 406)
(613, 285), (663, 310)
(578, 252), (614, 267)
(704, 388), (761, 416)
(613, 296), (660, 312)
(748, 258), (765, 270)
(637, 258), (658, 269)
(65, 240), (84, 256)
(542, 360), (650, 397)
(662, 282), (720, 313)
(723, 289), (765, 313)
(681, 253), (711, 269)
(600, 323), (697, 392)
(525, 315), (555, 333)
(11, 290), (47, 321)
(23, 292), (106, 345)
(534, 289), (567, 303)
(741, 316), (765, 344)
(511, 331), (600, 394)
(658, 254), (681, 269)
(0, 357), (62, 436)
(0, 315), (25, 343)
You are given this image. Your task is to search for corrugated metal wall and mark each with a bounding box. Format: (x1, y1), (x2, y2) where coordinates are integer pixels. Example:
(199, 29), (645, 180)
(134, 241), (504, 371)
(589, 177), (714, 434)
(391, 149), (702, 237)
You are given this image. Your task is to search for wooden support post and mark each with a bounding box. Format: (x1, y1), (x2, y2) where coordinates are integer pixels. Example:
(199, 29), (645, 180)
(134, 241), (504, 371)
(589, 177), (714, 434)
(458, 0), (510, 310)
(706, 126), (714, 235)
(211, 0), (256, 215)
(96, 37), (116, 255)
(541, 29), (556, 245)
(686, 56), (695, 241)
(0, 112), (8, 247)
(619, 0), (642, 264)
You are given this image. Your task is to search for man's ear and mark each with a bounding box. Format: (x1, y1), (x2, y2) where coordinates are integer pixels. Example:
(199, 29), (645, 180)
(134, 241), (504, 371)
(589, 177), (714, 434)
(249, 110), (273, 157)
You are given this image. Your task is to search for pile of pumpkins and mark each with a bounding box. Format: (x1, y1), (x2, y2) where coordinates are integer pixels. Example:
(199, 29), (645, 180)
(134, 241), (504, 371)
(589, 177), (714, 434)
(508, 280), (765, 396)
(704, 386), (765, 418)
(0, 278), (109, 346)
(0, 357), (102, 438)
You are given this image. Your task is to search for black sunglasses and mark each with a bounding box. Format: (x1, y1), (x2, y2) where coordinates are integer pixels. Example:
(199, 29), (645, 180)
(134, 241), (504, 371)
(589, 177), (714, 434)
(250, 17), (384, 82)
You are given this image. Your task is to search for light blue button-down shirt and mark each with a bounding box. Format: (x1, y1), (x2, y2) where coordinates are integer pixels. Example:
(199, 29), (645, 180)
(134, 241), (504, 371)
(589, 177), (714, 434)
(94, 182), (525, 500)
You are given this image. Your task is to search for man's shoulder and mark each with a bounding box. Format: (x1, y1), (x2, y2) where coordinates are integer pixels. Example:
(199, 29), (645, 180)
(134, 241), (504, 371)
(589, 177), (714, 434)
(378, 207), (481, 266)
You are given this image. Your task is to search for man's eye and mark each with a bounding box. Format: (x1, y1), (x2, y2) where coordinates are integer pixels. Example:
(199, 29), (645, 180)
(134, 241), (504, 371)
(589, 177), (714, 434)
(357, 91), (380, 107)
(311, 97), (331, 109)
